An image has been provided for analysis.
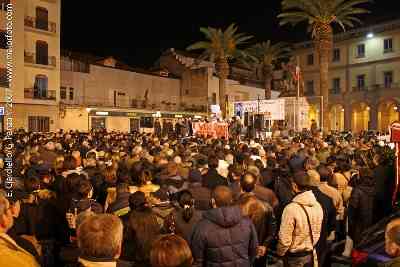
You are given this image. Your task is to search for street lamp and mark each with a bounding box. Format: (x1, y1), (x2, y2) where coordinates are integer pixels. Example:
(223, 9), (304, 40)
(367, 32), (374, 39)
(86, 108), (91, 132)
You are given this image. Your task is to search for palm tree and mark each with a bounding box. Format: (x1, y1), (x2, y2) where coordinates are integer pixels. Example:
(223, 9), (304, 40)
(278, 0), (371, 132)
(246, 41), (291, 99)
(187, 23), (253, 118)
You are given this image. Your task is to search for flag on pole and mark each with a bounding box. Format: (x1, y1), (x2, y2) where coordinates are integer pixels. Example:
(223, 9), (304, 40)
(295, 66), (301, 81)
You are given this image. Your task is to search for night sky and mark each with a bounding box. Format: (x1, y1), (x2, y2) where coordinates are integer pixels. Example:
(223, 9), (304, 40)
(61, 0), (397, 68)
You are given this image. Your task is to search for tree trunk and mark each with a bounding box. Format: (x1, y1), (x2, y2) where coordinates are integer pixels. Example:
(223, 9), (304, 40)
(216, 58), (230, 119)
(315, 24), (333, 133)
(264, 64), (273, 100)
(320, 48), (330, 132)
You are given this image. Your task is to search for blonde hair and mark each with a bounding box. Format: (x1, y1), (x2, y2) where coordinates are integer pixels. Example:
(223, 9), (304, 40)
(238, 195), (266, 227)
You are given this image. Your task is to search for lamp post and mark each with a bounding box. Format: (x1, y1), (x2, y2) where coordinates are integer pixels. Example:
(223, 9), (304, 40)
(86, 107), (91, 132)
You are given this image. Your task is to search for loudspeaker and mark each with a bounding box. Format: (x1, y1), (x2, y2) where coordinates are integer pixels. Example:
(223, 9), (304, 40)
(254, 115), (264, 130)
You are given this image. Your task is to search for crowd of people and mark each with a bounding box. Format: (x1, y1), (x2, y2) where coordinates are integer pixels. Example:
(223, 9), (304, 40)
(0, 123), (399, 267)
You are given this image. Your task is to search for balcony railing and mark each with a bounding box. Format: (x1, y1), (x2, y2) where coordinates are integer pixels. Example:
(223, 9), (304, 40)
(25, 52), (56, 67)
(24, 16), (56, 33)
(352, 83), (400, 92)
(62, 96), (208, 113)
(330, 88), (341, 95)
(24, 88), (56, 100)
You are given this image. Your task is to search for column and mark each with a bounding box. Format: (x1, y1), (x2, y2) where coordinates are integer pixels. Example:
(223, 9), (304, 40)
(369, 103), (378, 131)
(344, 103), (352, 131)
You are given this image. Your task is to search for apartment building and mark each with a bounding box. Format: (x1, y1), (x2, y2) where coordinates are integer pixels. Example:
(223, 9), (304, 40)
(296, 19), (400, 133)
(0, 0), (61, 132)
(59, 49), (266, 132)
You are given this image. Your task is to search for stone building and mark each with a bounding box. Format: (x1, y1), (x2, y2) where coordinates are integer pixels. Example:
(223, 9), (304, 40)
(0, 0), (61, 132)
(295, 19), (400, 133)
(59, 49), (267, 132)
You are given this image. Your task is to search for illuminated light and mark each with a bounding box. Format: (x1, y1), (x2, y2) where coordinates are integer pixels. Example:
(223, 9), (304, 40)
(394, 106), (398, 111)
(366, 107), (370, 111)
(367, 32), (374, 39)
(175, 114), (183, 118)
(86, 108), (92, 112)
(152, 111), (162, 117)
(341, 108), (345, 112)
(95, 111), (109, 116)
(194, 115), (202, 119)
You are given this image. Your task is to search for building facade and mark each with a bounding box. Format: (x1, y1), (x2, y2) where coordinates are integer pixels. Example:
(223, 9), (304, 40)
(0, 0), (61, 132)
(295, 19), (400, 133)
(59, 49), (267, 132)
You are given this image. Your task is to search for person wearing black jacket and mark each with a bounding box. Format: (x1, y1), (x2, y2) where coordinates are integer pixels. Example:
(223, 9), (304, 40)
(202, 156), (228, 190)
(311, 187), (336, 267)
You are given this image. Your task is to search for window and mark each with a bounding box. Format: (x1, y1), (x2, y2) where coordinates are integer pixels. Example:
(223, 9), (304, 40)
(69, 87), (74, 100)
(384, 38), (393, 53)
(0, 31), (8, 49)
(333, 48), (341, 62)
(61, 57), (72, 71)
(34, 74), (48, 98)
(140, 117), (154, 128)
(307, 54), (314, 65)
(60, 87), (66, 99)
(36, 7), (49, 31)
(0, 68), (8, 88)
(357, 75), (366, 90)
(357, 44), (365, 58)
(332, 78), (341, 94)
(212, 93), (217, 105)
(36, 40), (48, 65)
(28, 116), (50, 132)
(306, 80), (314, 95)
(384, 71), (393, 88)
(0, 0), (10, 11)
(185, 89), (189, 95)
(91, 117), (106, 130)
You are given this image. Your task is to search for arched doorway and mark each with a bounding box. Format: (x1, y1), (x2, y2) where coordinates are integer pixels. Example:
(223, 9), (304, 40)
(378, 100), (399, 133)
(36, 7), (48, 31)
(36, 40), (48, 65)
(308, 104), (320, 129)
(330, 104), (345, 132)
(351, 102), (370, 132)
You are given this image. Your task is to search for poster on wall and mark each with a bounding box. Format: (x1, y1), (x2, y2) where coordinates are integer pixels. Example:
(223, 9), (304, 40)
(234, 99), (285, 120)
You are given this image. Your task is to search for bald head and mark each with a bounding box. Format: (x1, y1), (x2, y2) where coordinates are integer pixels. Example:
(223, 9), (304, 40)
(212, 186), (233, 207)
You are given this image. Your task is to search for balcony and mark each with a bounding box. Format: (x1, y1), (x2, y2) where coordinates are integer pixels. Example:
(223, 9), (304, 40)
(352, 86), (369, 92)
(304, 89), (315, 96)
(24, 88), (56, 100)
(330, 88), (341, 95)
(25, 52), (56, 68)
(24, 16), (56, 34)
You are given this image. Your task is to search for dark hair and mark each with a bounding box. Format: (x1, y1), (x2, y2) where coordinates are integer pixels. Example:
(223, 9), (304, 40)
(63, 155), (77, 171)
(24, 177), (41, 193)
(266, 158), (276, 169)
(212, 186), (233, 207)
(240, 172), (257, 193)
(317, 165), (331, 182)
(177, 190), (194, 223)
(78, 179), (93, 199)
(208, 156), (219, 169)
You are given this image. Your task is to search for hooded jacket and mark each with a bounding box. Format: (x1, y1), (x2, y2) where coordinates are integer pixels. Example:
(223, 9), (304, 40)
(190, 206), (258, 267)
(348, 177), (376, 245)
(277, 191), (323, 257)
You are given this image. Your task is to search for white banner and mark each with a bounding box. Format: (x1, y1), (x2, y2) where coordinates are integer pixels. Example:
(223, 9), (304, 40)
(234, 99), (285, 120)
